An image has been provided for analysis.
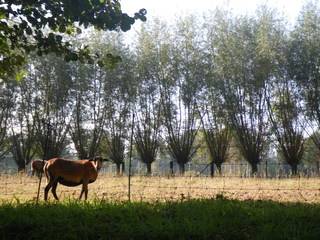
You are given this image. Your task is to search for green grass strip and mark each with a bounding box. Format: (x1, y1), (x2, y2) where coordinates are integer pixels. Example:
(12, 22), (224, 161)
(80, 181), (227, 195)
(0, 199), (320, 240)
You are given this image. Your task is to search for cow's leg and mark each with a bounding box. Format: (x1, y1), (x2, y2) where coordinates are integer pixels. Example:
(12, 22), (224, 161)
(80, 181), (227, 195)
(44, 170), (59, 201)
(84, 183), (89, 200)
(79, 187), (84, 200)
(79, 181), (89, 200)
(44, 179), (55, 201)
(51, 180), (59, 200)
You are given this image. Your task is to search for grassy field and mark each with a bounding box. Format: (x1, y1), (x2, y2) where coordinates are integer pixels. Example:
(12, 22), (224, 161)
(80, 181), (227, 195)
(1, 174), (320, 239)
(0, 199), (320, 239)
(1, 173), (320, 203)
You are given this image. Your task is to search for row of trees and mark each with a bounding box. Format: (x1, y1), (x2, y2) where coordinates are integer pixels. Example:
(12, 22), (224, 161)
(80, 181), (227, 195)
(1, 2), (320, 176)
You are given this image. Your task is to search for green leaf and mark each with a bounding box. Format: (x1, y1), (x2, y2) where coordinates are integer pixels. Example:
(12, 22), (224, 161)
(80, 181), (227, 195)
(15, 69), (27, 82)
(0, 8), (6, 19)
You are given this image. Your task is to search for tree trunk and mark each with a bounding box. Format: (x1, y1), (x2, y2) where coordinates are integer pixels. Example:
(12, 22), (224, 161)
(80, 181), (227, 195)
(116, 162), (122, 176)
(170, 161), (174, 175)
(17, 162), (25, 172)
(178, 162), (185, 176)
(146, 162), (152, 175)
(210, 161), (215, 178)
(291, 163), (298, 176)
(216, 163), (222, 175)
(251, 162), (258, 176)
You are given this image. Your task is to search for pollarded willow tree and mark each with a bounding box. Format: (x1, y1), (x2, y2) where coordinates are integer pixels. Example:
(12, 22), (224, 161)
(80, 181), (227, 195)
(266, 79), (305, 175)
(162, 89), (199, 176)
(264, 15), (306, 175)
(160, 16), (202, 175)
(32, 55), (74, 160)
(200, 10), (232, 176)
(68, 32), (124, 160)
(101, 33), (137, 174)
(9, 76), (38, 170)
(133, 22), (165, 175)
(215, 7), (281, 174)
(288, 1), (320, 154)
(198, 99), (231, 176)
(69, 48), (107, 159)
(9, 54), (74, 168)
(68, 49), (95, 159)
(134, 98), (162, 175)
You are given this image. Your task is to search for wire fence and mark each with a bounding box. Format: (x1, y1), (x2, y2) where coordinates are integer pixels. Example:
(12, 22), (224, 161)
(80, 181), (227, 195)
(1, 159), (320, 203)
(1, 171), (320, 203)
(96, 160), (320, 178)
(1, 160), (320, 178)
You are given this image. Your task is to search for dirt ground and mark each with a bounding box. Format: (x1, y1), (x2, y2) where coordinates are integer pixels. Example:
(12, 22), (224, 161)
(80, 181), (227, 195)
(1, 173), (320, 203)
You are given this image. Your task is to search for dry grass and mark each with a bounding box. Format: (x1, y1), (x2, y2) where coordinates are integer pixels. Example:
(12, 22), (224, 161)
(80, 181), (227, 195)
(1, 173), (320, 203)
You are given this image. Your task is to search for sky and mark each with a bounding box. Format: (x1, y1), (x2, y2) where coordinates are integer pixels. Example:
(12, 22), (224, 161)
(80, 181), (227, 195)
(119, 0), (307, 43)
(121, 0), (306, 24)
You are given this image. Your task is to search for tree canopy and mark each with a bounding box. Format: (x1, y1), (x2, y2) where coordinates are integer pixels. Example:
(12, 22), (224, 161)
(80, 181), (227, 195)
(0, 0), (146, 80)
(2, 1), (320, 176)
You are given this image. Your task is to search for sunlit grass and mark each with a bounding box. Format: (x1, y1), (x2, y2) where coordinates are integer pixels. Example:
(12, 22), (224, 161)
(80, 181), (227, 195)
(1, 173), (320, 203)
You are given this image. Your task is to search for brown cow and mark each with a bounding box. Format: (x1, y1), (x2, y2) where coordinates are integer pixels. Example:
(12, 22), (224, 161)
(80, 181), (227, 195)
(43, 157), (104, 201)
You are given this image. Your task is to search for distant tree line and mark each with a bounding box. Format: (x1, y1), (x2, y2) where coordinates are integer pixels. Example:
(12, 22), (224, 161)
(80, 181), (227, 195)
(0, 1), (320, 176)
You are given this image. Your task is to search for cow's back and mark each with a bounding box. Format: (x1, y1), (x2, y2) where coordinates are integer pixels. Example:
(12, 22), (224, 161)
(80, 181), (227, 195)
(46, 158), (86, 183)
(45, 158), (96, 185)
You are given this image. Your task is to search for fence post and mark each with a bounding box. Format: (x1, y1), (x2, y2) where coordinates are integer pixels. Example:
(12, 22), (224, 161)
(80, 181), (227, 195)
(121, 162), (125, 175)
(128, 113), (135, 202)
(36, 121), (51, 204)
(265, 161), (268, 178)
(36, 160), (45, 203)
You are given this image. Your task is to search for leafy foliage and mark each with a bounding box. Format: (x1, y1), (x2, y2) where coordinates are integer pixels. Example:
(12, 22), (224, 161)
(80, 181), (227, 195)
(0, 0), (146, 80)
(288, 2), (320, 152)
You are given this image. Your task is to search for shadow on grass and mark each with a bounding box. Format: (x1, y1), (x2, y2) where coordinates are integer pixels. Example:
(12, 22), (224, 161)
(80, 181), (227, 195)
(0, 197), (320, 239)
